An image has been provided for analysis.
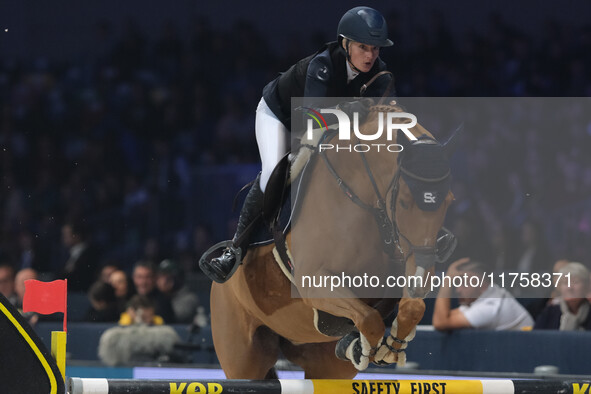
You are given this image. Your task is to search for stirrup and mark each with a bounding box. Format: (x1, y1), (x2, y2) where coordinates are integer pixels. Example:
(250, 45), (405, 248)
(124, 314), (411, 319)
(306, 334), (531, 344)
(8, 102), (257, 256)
(199, 240), (243, 283)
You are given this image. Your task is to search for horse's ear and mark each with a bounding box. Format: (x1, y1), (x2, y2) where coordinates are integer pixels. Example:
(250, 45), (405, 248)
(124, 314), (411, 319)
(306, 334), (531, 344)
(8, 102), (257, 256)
(396, 129), (413, 150)
(443, 123), (463, 158)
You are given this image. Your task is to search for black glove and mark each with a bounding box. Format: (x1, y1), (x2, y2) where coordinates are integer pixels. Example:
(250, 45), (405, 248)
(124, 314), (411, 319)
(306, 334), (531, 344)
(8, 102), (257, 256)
(337, 98), (374, 125)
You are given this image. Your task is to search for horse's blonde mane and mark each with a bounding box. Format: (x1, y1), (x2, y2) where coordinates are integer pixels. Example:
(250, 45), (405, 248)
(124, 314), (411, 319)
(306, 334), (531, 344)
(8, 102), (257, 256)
(290, 126), (326, 183)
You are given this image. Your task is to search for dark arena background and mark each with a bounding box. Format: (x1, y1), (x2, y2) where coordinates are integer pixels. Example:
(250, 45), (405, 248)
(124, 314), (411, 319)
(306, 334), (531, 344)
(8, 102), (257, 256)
(1, 1), (591, 393)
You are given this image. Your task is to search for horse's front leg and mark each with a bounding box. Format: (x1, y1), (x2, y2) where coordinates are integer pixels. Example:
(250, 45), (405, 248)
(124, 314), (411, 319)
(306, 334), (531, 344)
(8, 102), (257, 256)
(302, 297), (385, 370)
(374, 296), (425, 365)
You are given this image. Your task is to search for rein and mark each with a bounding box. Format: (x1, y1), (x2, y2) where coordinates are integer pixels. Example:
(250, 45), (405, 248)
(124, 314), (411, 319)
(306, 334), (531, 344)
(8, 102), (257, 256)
(360, 71), (394, 97)
(318, 130), (403, 262)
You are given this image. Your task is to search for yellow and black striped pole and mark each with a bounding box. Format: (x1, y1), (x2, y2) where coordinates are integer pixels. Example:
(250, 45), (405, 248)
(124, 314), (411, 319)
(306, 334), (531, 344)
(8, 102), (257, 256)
(68, 378), (591, 394)
(51, 331), (67, 382)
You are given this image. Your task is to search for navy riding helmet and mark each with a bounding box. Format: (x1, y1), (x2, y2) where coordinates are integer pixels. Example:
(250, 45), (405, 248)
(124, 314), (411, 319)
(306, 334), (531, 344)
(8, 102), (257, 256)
(337, 6), (393, 48)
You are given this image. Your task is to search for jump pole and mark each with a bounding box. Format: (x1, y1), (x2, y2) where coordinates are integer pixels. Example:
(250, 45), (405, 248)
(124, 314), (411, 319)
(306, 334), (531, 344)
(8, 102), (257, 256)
(68, 378), (591, 394)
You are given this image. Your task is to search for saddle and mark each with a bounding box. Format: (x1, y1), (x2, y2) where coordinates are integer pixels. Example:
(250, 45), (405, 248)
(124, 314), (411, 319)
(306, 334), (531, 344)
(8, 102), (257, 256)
(249, 144), (320, 280)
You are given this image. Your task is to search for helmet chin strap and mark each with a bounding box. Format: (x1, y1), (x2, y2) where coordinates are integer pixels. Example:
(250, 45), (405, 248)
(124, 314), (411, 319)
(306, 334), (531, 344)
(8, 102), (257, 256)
(344, 39), (364, 74)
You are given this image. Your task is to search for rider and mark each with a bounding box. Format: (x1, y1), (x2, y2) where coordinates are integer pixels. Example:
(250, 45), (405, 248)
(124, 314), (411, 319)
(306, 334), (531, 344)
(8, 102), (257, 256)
(200, 6), (395, 283)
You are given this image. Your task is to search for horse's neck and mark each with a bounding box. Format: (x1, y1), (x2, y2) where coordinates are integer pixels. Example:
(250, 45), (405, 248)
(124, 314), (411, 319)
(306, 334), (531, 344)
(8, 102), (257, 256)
(323, 111), (433, 202)
(325, 135), (398, 203)
(364, 141), (400, 195)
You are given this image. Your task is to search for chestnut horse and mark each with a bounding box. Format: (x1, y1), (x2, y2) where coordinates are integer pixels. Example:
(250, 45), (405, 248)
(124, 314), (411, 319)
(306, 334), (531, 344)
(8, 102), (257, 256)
(210, 103), (459, 378)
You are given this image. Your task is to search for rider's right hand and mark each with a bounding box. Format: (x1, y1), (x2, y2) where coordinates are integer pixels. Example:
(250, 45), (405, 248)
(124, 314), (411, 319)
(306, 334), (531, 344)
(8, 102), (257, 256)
(337, 98), (374, 124)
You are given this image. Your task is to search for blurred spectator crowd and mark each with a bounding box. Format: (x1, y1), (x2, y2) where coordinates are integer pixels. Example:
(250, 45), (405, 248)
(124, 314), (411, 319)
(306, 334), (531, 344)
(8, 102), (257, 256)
(0, 11), (591, 327)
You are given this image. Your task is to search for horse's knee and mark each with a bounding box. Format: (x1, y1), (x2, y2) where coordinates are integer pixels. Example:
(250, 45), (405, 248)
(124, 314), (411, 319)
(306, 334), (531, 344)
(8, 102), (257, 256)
(358, 308), (385, 339)
(398, 299), (425, 325)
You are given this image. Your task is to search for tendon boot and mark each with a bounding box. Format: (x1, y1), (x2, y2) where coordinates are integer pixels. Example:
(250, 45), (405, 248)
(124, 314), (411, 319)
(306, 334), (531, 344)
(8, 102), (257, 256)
(200, 175), (264, 283)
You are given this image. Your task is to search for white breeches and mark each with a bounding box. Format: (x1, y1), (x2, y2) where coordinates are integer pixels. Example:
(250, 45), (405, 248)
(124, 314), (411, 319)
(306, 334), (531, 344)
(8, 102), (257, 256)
(255, 98), (289, 192)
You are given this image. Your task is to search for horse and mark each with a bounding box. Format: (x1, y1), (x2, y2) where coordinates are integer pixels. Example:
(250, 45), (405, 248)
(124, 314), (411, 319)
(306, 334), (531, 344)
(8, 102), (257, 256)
(209, 102), (459, 379)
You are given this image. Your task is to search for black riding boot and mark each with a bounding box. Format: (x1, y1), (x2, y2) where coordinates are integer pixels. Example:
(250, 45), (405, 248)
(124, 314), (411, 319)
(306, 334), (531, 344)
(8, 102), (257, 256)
(201, 175), (264, 283)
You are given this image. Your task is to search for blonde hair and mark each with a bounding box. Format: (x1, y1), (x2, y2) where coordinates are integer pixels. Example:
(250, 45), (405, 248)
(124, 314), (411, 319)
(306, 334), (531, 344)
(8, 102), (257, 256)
(559, 262), (590, 284)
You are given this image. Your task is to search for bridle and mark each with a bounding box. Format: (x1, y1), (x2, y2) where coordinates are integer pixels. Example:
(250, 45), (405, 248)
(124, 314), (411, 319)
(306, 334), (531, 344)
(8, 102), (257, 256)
(319, 131), (399, 261)
(319, 129), (430, 260)
(318, 127), (447, 297)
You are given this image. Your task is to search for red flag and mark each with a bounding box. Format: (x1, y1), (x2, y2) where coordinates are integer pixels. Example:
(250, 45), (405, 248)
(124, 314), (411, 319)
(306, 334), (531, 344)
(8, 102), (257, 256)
(23, 279), (68, 332)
